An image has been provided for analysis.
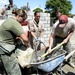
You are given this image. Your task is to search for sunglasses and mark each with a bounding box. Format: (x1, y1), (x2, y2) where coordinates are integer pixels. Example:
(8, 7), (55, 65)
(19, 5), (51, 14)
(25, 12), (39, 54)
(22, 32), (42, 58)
(20, 16), (25, 21)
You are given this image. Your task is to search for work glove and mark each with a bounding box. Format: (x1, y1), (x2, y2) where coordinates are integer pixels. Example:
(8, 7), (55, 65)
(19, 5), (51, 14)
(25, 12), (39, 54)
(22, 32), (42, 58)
(39, 37), (44, 43)
(34, 37), (38, 42)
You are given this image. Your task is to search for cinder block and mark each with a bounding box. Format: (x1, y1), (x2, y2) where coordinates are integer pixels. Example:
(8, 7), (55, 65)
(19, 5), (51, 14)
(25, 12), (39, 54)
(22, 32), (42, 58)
(47, 20), (50, 24)
(47, 13), (50, 17)
(40, 13), (47, 17)
(28, 16), (33, 20)
(27, 12), (34, 16)
(40, 17), (45, 21)
(45, 17), (50, 20)
(5, 10), (12, 15)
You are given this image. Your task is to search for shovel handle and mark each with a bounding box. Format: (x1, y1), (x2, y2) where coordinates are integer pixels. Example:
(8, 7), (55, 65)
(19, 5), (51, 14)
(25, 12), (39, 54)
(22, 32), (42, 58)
(41, 52), (48, 58)
(41, 41), (64, 58)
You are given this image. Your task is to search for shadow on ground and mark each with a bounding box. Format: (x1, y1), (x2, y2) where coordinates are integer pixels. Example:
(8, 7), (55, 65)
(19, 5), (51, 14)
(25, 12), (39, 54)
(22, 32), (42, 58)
(66, 72), (75, 75)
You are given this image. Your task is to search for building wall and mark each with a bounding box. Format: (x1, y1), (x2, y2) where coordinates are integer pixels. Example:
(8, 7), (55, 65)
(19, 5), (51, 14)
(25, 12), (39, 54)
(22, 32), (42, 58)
(73, 15), (75, 20)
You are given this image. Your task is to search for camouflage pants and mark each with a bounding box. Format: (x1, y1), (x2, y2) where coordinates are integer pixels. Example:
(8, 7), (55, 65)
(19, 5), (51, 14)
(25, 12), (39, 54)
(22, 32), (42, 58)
(1, 52), (22, 75)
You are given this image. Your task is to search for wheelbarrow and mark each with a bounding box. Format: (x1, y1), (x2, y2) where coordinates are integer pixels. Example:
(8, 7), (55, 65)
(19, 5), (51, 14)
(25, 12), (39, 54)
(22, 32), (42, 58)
(16, 39), (67, 75)
(29, 48), (67, 75)
(28, 41), (66, 75)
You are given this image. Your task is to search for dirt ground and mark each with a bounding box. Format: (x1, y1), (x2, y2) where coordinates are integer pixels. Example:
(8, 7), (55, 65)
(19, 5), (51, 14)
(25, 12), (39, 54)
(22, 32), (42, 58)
(62, 64), (75, 75)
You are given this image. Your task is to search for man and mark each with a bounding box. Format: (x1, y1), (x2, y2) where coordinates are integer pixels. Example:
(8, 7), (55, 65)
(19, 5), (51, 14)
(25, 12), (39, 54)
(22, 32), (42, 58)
(47, 15), (75, 67)
(54, 10), (62, 26)
(56, 10), (62, 19)
(7, 0), (17, 10)
(29, 11), (45, 50)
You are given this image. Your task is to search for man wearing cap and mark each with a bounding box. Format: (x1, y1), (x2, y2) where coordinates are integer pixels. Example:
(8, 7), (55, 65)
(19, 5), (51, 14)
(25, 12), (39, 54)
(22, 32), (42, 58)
(47, 15), (75, 67)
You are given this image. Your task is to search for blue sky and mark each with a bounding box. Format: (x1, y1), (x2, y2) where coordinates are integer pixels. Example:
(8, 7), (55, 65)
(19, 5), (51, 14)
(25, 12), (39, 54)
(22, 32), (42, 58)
(0, 0), (75, 14)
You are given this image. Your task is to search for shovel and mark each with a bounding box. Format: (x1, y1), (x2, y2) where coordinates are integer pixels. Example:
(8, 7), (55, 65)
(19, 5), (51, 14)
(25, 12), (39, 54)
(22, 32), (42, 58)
(38, 41), (65, 61)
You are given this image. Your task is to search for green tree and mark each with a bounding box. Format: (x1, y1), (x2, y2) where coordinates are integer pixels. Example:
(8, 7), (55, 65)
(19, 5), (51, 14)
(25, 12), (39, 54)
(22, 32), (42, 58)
(45, 0), (72, 17)
(21, 6), (26, 10)
(33, 8), (43, 12)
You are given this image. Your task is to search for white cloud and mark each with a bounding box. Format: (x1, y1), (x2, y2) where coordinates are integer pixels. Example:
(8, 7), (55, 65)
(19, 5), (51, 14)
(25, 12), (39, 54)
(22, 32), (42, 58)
(0, 0), (9, 9)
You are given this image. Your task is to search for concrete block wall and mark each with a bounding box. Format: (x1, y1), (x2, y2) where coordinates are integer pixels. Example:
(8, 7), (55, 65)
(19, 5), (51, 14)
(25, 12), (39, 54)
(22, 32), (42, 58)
(27, 12), (50, 46)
